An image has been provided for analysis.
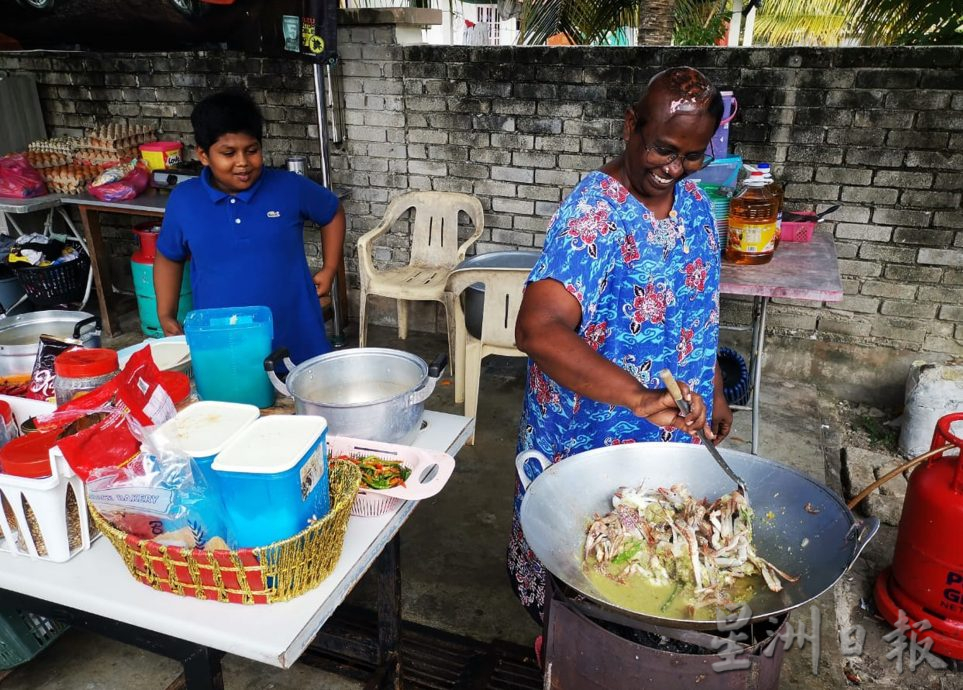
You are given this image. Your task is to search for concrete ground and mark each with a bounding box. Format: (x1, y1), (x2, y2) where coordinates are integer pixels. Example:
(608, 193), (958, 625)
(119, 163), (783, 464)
(2, 318), (963, 689)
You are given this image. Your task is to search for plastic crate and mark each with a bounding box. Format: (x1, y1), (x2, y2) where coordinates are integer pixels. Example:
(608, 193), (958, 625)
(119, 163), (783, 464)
(0, 605), (67, 670)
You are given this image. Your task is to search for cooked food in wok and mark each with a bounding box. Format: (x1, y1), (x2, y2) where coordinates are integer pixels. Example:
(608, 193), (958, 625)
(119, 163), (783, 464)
(584, 483), (797, 617)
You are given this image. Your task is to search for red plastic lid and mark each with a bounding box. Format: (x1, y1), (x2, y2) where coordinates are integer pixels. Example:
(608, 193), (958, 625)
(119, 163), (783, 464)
(139, 141), (182, 153)
(0, 429), (59, 478)
(158, 370), (191, 405)
(54, 348), (119, 379)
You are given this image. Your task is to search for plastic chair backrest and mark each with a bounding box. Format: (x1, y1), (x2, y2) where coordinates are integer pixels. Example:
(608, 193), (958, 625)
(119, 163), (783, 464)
(390, 192), (484, 269)
(448, 266), (529, 349)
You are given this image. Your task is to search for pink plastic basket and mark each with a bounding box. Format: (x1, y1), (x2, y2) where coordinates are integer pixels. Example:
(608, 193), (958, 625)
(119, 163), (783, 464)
(781, 219), (815, 243)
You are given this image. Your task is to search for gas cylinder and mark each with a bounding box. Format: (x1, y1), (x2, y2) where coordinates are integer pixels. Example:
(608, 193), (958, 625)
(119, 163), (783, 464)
(130, 221), (192, 338)
(874, 411), (963, 659)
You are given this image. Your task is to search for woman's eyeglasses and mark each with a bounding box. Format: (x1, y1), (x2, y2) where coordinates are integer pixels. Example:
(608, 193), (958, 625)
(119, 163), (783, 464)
(634, 112), (716, 170)
(645, 142), (715, 170)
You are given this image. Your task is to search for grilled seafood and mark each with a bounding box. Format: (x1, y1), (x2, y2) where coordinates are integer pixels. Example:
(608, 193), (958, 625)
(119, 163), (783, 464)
(584, 483), (796, 613)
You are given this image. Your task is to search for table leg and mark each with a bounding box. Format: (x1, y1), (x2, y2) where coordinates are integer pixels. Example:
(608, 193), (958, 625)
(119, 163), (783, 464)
(0, 588), (224, 690)
(748, 296), (769, 455)
(55, 207), (93, 310)
(77, 206), (120, 337)
(375, 534), (403, 688)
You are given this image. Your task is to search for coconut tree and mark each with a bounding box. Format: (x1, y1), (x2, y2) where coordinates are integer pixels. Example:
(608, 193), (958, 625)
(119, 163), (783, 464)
(514, 0), (962, 46)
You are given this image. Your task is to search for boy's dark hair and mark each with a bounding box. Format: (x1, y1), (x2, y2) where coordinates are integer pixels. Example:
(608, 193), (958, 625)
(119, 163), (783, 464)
(191, 88), (263, 151)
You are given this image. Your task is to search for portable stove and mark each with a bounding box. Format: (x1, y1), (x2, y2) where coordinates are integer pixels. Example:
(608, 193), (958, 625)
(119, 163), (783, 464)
(875, 411), (963, 659)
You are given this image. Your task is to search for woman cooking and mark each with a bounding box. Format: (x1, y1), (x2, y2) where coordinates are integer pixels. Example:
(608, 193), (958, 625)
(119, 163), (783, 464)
(509, 67), (734, 624)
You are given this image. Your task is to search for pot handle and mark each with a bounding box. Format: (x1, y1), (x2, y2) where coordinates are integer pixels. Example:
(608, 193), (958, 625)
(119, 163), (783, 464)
(263, 347), (293, 397)
(515, 449), (551, 493)
(72, 315), (100, 340)
(845, 517), (880, 568)
(407, 353), (449, 406)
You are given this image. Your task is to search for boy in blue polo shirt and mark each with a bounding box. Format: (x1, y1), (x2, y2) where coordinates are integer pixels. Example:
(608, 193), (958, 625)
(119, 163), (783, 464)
(154, 88), (345, 364)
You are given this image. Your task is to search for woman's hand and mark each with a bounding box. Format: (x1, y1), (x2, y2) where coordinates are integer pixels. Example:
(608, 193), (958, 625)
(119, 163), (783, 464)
(630, 381), (710, 438)
(160, 315), (184, 336)
(712, 389), (733, 445)
(313, 267), (336, 297)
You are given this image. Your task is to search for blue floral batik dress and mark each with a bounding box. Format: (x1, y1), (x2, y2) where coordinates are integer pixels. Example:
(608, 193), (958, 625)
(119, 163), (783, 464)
(508, 170), (721, 622)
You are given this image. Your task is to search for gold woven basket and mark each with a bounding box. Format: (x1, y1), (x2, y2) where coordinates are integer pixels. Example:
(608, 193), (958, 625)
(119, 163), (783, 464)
(89, 461), (361, 604)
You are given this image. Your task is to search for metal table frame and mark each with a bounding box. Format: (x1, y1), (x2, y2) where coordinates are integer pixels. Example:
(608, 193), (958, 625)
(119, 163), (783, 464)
(0, 194), (93, 311)
(0, 410), (474, 690)
(720, 232), (843, 454)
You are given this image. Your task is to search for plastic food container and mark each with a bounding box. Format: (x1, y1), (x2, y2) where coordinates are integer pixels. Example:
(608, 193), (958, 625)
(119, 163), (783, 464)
(139, 141), (183, 172)
(212, 415), (329, 548)
(52, 348), (119, 407)
(184, 306), (275, 408)
(154, 401), (259, 487)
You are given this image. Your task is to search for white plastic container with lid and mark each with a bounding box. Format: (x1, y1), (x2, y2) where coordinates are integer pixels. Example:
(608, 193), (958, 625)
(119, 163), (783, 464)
(154, 401), (260, 488)
(212, 415), (329, 548)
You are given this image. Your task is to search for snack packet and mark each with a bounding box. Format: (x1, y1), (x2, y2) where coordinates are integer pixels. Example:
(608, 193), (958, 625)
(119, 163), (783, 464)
(25, 336), (79, 402)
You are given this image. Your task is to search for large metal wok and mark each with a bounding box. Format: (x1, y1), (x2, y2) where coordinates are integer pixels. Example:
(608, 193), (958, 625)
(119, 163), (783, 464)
(517, 442), (879, 630)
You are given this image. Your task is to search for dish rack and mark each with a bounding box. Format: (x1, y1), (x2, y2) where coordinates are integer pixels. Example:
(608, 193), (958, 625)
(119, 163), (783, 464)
(0, 395), (98, 563)
(327, 435), (457, 518)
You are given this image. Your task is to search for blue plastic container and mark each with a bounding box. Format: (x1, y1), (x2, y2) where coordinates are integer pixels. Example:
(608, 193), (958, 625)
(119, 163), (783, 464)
(155, 401), (260, 489)
(183, 306), (275, 408)
(211, 415), (329, 548)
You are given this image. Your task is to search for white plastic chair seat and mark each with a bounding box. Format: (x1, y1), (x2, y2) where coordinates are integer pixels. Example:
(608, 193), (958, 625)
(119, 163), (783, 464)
(445, 266), (530, 445)
(357, 192), (485, 367)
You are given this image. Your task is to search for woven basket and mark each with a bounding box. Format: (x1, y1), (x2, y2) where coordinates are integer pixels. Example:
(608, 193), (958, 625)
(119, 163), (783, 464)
(89, 461), (361, 605)
(11, 241), (90, 308)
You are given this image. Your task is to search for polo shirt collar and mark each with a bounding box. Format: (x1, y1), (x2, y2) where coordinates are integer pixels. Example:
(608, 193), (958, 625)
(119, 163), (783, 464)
(200, 166), (266, 204)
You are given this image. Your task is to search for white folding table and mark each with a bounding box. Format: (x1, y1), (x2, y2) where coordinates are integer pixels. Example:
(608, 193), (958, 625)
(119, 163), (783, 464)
(0, 409), (475, 689)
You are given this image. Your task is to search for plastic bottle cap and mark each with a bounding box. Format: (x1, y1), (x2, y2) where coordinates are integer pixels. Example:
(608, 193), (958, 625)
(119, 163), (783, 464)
(0, 429), (59, 479)
(54, 348), (119, 378)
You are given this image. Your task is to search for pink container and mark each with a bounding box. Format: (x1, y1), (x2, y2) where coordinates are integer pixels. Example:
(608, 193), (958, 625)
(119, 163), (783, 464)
(781, 214), (816, 243)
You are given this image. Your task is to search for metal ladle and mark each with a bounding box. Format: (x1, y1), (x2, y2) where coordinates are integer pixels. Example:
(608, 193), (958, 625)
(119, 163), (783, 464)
(657, 369), (749, 503)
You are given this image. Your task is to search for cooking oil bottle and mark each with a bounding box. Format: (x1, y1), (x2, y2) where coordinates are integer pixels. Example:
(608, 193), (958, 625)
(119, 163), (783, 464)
(757, 163), (785, 249)
(725, 170), (778, 265)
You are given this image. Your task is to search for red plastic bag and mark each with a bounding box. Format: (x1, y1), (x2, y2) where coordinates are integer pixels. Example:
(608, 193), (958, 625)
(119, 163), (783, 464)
(38, 347), (181, 481)
(87, 161), (150, 202)
(0, 153), (47, 199)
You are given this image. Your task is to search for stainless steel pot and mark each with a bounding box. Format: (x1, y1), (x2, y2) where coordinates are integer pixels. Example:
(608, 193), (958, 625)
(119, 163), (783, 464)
(0, 311), (100, 376)
(516, 442), (879, 630)
(266, 347), (447, 445)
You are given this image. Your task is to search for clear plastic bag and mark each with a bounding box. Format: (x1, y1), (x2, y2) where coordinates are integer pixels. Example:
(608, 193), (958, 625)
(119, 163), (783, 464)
(0, 153), (48, 199)
(86, 421), (235, 550)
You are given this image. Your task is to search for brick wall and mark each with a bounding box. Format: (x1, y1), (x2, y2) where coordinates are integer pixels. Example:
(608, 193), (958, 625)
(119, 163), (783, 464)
(1, 29), (961, 403)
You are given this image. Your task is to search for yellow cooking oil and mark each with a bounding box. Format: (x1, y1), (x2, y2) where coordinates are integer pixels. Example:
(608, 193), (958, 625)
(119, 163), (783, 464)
(584, 568), (758, 621)
(725, 170), (778, 265)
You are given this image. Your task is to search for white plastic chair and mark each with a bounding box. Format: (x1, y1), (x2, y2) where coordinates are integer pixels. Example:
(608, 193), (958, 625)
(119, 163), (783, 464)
(357, 192), (485, 355)
(445, 266), (529, 445)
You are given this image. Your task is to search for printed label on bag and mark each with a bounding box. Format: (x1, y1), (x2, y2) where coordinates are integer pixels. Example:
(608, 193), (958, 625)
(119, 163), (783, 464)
(89, 487), (175, 516)
(300, 445), (324, 502)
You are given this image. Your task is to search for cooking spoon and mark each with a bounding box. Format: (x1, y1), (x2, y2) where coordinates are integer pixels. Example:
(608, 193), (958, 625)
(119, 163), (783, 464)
(783, 204), (840, 224)
(657, 369), (750, 504)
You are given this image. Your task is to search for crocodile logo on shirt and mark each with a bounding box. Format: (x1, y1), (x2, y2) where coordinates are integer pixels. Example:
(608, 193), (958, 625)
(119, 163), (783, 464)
(267, 211), (281, 218)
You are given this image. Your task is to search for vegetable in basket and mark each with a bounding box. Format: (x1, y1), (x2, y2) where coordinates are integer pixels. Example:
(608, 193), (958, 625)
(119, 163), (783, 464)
(331, 453), (411, 490)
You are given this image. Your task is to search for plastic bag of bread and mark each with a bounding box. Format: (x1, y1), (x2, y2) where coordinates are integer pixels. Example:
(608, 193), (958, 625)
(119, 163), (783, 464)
(88, 159), (149, 202)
